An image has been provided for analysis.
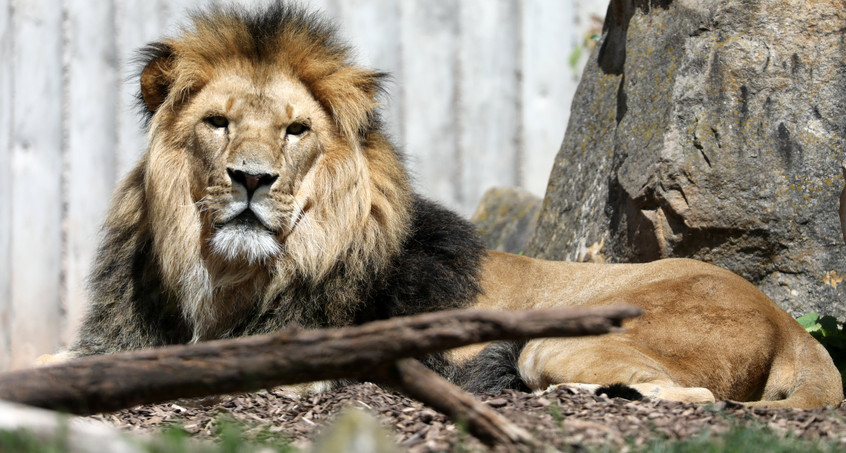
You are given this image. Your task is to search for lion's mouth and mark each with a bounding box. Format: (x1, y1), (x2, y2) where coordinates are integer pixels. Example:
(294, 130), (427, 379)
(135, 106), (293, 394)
(217, 208), (276, 233)
(229, 210), (265, 228)
(210, 209), (283, 263)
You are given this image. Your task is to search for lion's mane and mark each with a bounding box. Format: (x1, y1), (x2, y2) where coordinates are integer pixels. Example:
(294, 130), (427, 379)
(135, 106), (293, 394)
(71, 2), (485, 355)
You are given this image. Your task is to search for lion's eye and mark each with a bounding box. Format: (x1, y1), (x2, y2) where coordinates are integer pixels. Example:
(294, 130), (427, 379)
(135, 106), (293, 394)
(286, 122), (309, 136)
(205, 115), (229, 129)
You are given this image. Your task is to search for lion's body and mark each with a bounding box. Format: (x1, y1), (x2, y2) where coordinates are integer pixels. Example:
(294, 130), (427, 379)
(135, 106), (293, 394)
(47, 2), (841, 409)
(452, 252), (842, 407)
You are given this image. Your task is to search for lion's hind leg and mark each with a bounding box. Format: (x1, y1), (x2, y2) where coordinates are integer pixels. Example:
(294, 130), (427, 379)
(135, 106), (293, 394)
(520, 338), (716, 404)
(740, 339), (843, 409)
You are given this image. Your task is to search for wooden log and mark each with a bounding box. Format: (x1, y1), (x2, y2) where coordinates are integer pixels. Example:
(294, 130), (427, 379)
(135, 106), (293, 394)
(0, 305), (640, 415)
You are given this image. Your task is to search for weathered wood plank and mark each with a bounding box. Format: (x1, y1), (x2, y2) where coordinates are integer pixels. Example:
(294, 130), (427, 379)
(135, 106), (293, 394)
(114, 0), (162, 176)
(158, 0), (198, 34)
(303, 0), (338, 15)
(10, 0), (65, 369)
(64, 1), (119, 347)
(335, 0), (403, 143)
(457, 0), (521, 215)
(400, 0), (461, 208)
(0, 0), (12, 371)
(520, 0), (576, 197)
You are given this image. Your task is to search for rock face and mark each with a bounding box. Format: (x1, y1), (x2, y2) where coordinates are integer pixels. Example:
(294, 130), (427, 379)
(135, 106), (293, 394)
(527, 0), (846, 317)
(471, 187), (541, 254)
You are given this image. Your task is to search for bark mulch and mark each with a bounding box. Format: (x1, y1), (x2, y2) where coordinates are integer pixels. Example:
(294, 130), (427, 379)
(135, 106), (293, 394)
(89, 383), (846, 452)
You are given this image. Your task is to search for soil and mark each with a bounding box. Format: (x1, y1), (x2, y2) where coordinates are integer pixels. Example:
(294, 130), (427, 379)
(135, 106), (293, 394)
(90, 382), (846, 452)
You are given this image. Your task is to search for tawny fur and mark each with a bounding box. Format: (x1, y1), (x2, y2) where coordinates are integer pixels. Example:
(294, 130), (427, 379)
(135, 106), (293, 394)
(136, 5), (412, 340)
(40, 2), (843, 409)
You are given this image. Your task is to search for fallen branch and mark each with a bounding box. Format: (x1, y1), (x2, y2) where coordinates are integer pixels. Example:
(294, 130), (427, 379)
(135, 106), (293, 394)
(1, 305), (638, 414)
(0, 305), (640, 446)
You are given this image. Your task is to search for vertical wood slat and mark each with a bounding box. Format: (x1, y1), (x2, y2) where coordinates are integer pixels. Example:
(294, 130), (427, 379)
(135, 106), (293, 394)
(0, 0), (12, 369)
(303, 0), (338, 15)
(63, 0), (119, 347)
(9, 0), (64, 369)
(458, 0), (521, 215)
(115, 0), (162, 177)
(520, 0), (577, 196)
(400, 0), (460, 205)
(158, 0), (198, 34)
(334, 0), (403, 144)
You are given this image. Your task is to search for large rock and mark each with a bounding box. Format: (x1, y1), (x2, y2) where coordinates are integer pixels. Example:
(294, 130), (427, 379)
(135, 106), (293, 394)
(471, 187), (541, 254)
(527, 0), (846, 317)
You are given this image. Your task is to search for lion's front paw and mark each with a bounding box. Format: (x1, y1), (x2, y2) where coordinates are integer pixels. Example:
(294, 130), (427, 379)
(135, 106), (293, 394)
(281, 380), (337, 396)
(35, 351), (73, 367)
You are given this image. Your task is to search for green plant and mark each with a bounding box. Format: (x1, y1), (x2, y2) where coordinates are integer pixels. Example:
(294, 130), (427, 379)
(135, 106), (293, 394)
(796, 312), (846, 391)
(0, 429), (67, 453)
(567, 34), (601, 75)
(548, 401), (565, 425)
(642, 425), (837, 453)
(581, 423), (841, 453)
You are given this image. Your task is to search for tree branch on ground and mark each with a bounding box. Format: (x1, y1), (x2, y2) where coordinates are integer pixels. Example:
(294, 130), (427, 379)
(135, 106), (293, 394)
(0, 305), (640, 447)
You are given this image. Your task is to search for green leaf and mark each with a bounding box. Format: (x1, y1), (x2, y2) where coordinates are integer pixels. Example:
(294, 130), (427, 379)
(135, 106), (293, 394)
(568, 46), (584, 73)
(796, 313), (820, 330)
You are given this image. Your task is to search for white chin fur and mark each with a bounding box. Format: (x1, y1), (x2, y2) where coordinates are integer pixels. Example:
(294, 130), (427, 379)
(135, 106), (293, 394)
(210, 224), (281, 264)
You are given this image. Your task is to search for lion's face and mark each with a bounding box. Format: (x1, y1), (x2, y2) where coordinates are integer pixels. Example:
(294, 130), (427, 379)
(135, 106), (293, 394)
(183, 72), (334, 264)
(127, 7), (412, 338)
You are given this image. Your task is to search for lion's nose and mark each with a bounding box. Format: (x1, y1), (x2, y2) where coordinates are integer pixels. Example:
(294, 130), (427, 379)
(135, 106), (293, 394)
(227, 168), (278, 199)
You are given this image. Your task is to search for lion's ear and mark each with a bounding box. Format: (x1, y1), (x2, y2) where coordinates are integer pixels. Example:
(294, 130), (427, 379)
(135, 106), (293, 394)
(139, 43), (176, 114)
(311, 67), (385, 140)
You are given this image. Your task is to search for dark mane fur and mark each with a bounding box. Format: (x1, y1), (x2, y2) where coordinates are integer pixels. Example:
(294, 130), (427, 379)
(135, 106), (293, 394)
(365, 196), (486, 321)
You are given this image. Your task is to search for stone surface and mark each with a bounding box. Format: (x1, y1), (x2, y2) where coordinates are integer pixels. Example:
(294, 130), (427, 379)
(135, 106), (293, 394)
(471, 187), (542, 254)
(527, 0), (846, 317)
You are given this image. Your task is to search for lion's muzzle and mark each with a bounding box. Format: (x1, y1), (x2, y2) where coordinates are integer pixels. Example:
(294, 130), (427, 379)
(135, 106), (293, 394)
(206, 166), (289, 264)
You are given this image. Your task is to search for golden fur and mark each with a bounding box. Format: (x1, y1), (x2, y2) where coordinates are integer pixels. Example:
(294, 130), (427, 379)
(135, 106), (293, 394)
(137, 7), (412, 340)
(39, 3), (841, 409)
(452, 252), (843, 408)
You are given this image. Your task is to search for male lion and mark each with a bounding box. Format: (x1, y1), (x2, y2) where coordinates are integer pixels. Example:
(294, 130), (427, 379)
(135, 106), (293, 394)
(42, 3), (841, 409)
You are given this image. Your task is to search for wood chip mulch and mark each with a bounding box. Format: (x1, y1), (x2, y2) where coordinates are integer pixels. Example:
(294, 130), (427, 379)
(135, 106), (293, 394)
(89, 383), (846, 451)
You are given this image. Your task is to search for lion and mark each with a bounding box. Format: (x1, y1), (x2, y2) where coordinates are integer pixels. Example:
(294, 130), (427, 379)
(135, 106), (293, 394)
(40, 2), (841, 409)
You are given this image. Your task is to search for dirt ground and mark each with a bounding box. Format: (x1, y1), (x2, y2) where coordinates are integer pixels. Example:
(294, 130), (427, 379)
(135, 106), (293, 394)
(90, 382), (846, 452)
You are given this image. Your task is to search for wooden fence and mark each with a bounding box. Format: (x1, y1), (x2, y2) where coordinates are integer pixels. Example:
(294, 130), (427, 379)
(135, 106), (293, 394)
(0, 0), (606, 371)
